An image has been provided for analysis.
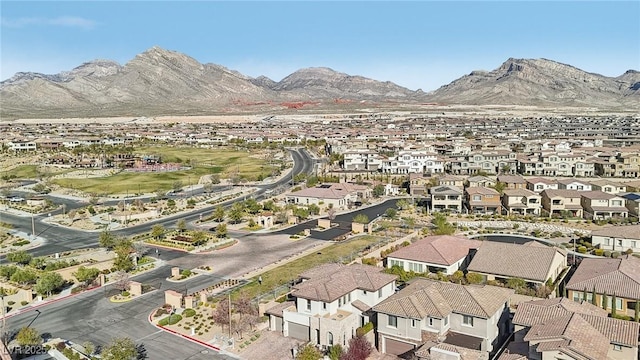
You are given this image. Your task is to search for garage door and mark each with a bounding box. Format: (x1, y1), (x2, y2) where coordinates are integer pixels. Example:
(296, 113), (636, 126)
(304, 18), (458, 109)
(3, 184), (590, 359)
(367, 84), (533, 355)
(274, 317), (283, 332)
(288, 323), (310, 341)
(384, 337), (415, 356)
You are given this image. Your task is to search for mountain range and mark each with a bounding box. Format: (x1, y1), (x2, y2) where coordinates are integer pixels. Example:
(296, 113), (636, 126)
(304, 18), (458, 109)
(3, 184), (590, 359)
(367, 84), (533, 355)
(1, 46), (638, 119)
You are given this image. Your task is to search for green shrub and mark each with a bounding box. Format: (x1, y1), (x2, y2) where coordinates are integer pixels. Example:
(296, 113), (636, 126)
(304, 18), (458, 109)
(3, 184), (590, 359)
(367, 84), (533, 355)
(577, 246), (587, 254)
(604, 250), (612, 258)
(612, 251), (621, 258)
(361, 257), (377, 266)
(183, 309), (196, 317)
(612, 313), (631, 321)
(356, 322), (374, 336)
(20, 301), (28, 306)
(594, 249), (604, 256)
(158, 314), (183, 326)
(121, 291), (130, 297)
(7, 301), (14, 306)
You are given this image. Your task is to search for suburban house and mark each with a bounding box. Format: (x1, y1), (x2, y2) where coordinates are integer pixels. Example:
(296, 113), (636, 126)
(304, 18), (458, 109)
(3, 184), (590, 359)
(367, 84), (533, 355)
(438, 174), (466, 188)
(408, 174), (435, 197)
(556, 178), (593, 192)
(342, 149), (382, 171)
(286, 183), (370, 209)
(467, 241), (567, 286)
(372, 279), (514, 357)
(497, 175), (528, 190)
(540, 189), (584, 218)
(466, 175), (496, 188)
(590, 180), (627, 195)
(565, 255), (640, 318)
(386, 235), (482, 275)
(526, 177), (559, 193)
(266, 264), (397, 349)
(430, 185), (463, 213)
(621, 193), (640, 217)
(591, 225), (640, 252)
(579, 191), (628, 220)
(465, 187), (502, 214)
(501, 189), (542, 216)
(511, 297), (639, 360)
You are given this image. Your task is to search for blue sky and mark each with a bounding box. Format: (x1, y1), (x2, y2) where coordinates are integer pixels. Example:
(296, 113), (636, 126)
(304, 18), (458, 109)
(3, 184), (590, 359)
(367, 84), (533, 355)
(1, 1), (639, 91)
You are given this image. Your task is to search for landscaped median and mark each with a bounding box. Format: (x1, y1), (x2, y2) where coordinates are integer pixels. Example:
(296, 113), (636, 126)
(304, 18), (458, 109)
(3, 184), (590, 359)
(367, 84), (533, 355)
(148, 306), (222, 352)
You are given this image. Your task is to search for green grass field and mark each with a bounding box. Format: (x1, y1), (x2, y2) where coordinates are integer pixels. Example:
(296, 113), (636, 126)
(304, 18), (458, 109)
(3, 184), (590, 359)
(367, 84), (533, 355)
(231, 235), (381, 301)
(52, 147), (278, 195)
(3, 165), (38, 179)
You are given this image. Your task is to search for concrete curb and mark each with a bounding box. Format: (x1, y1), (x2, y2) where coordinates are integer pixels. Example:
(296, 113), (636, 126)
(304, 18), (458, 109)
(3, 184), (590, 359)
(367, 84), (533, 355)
(1, 285), (101, 320)
(147, 310), (223, 353)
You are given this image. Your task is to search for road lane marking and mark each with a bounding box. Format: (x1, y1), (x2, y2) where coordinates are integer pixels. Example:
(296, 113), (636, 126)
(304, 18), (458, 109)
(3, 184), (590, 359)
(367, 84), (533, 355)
(135, 330), (163, 342)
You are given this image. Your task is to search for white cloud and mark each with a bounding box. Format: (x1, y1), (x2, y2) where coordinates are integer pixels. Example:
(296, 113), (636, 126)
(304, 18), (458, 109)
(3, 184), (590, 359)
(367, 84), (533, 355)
(1, 16), (96, 30)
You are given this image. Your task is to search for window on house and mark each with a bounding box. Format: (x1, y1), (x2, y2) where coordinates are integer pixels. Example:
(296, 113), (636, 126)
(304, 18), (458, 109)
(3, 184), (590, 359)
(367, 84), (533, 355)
(323, 302), (327, 310)
(613, 345), (622, 351)
(618, 240), (623, 247)
(327, 332), (333, 346)
(412, 319), (417, 328)
(428, 318), (433, 326)
(306, 300), (311, 311)
(632, 241), (637, 249)
(444, 316), (449, 326)
(462, 315), (474, 326)
(363, 290), (367, 295)
(388, 315), (397, 328)
(378, 289), (383, 298)
(473, 195), (481, 201)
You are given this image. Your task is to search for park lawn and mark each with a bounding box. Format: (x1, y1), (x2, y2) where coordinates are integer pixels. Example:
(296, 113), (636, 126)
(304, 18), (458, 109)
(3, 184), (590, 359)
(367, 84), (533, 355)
(231, 235), (381, 301)
(52, 148), (278, 194)
(135, 146), (273, 175)
(52, 166), (221, 195)
(4, 165), (38, 179)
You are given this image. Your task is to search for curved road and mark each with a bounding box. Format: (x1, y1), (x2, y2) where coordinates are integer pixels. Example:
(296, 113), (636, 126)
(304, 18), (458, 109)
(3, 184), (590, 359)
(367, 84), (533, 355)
(1, 148), (317, 360)
(1, 148), (315, 256)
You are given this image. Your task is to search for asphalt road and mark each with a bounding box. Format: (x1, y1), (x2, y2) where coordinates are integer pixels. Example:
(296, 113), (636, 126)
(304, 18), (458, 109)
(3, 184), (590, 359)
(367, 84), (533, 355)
(5, 268), (237, 360)
(0, 148), (318, 359)
(0, 148), (315, 256)
(273, 199), (402, 240)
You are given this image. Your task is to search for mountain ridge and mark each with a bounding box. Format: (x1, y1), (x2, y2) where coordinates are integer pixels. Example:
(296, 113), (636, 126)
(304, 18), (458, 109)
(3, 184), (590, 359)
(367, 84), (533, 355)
(1, 47), (638, 119)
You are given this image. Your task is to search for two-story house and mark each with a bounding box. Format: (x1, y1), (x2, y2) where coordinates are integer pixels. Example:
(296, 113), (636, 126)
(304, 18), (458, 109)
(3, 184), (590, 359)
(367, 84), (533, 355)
(565, 255), (640, 319)
(497, 175), (527, 190)
(386, 235), (482, 275)
(511, 298), (639, 360)
(590, 180), (627, 195)
(408, 174), (436, 197)
(580, 191), (628, 220)
(466, 175), (496, 188)
(466, 187), (502, 214)
(525, 177), (559, 193)
(501, 189), (542, 216)
(540, 189), (584, 218)
(467, 241), (567, 286)
(373, 279), (513, 357)
(556, 178), (593, 192)
(438, 174), (466, 188)
(342, 149), (382, 171)
(430, 185), (463, 213)
(266, 264), (397, 349)
(621, 193), (640, 217)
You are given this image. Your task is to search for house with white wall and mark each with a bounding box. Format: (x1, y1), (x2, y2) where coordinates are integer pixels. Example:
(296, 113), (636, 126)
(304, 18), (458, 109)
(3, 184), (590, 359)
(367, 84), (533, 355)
(266, 264), (397, 350)
(372, 279), (513, 357)
(386, 235), (482, 275)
